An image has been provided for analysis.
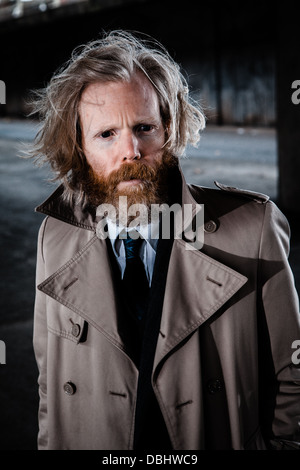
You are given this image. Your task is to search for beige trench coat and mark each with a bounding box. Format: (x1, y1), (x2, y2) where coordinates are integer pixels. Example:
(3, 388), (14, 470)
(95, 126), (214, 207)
(33, 170), (300, 450)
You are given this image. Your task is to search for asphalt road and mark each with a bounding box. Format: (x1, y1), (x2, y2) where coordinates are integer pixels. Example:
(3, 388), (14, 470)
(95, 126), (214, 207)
(0, 119), (298, 450)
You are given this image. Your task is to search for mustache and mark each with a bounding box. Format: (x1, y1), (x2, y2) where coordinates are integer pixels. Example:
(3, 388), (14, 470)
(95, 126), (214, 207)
(104, 161), (158, 188)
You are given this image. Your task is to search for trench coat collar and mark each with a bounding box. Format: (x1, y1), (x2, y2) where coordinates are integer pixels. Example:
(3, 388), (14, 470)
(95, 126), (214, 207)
(35, 184), (96, 231)
(36, 165), (248, 366)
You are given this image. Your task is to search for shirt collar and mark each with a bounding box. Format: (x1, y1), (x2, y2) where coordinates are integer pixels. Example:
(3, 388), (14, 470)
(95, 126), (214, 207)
(106, 218), (159, 284)
(106, 218), (160, 252)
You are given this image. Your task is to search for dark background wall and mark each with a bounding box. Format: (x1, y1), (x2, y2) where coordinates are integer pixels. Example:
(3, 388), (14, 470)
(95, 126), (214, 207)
(0, 0), (277, 126)
(0, 3), (299, 224)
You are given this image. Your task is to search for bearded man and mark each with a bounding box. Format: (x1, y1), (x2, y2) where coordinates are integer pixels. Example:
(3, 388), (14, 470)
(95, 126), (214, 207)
(31, 30), (300, 451)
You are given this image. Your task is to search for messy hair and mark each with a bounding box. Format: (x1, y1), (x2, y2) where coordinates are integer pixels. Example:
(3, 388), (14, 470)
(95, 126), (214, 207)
(28, 30), (205, 201)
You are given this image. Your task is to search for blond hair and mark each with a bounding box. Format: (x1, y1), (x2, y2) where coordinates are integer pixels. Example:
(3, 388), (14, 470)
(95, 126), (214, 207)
(29, 30), (205, 200)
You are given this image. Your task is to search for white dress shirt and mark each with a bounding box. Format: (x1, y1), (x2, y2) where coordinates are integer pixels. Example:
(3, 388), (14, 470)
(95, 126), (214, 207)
(106, 219), (160, 286)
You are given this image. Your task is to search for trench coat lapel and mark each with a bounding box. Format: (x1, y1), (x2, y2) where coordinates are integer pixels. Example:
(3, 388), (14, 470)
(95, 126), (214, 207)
(37, 234), (127, 352)
(153, 238), (248, 370)
(37, 227), (247, 370)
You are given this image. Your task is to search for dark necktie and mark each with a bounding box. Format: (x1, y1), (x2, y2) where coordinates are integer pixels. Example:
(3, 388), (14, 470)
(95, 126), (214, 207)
(122, 235), (150, 322)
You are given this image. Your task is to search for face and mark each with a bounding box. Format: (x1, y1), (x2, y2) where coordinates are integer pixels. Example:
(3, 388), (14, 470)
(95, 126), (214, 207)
(77, 73), (177, 224)
(79, 72), (166, 191)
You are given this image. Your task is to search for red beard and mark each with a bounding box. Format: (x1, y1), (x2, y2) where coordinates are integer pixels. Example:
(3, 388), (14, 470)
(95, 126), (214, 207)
(81, 152), (178, 213)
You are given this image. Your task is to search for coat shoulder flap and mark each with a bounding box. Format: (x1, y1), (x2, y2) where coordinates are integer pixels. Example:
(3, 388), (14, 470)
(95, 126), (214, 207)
(213, 181), (270, 204)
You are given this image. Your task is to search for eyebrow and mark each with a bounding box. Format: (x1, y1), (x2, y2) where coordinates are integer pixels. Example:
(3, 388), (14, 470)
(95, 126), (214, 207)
(92, 116), (162, 134)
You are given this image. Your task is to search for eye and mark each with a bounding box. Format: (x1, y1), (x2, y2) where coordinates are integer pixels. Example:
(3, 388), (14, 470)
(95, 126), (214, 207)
(138, 124), (154, 133)
(100, 130), (114, 139)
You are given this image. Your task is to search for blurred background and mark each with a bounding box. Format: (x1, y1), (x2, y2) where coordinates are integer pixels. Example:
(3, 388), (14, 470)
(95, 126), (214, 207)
(0, 0), (299, 450)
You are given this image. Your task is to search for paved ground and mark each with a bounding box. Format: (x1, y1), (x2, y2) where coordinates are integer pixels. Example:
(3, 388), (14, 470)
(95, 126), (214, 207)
(0, 118), (299, 450)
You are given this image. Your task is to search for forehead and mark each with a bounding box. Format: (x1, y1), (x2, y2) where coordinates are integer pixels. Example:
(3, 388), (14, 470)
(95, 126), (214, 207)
(79, 73), (160, 117)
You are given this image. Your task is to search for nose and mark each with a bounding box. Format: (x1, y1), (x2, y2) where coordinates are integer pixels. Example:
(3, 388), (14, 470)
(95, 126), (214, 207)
(121, 132), (141, 162)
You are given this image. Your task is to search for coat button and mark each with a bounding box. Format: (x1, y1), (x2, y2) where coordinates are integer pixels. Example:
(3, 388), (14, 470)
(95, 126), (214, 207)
(71, 323), (81, 338)
(207, 378), (223, 394)
(204, 220), (218, 233)
(63, 381), (76, 396)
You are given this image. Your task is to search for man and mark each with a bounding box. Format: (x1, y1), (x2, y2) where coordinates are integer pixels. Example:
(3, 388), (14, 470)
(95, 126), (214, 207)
(31, 30), (300, 450)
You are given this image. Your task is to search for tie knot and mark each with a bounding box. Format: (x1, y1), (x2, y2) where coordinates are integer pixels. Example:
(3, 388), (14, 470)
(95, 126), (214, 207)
(122, 234), (143, 260)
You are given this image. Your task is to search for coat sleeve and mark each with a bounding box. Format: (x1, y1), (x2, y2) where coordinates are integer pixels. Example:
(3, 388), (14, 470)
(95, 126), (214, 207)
(33, 217), (49, 450)
(258, 201), (300, 449)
